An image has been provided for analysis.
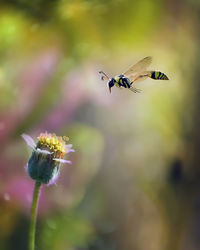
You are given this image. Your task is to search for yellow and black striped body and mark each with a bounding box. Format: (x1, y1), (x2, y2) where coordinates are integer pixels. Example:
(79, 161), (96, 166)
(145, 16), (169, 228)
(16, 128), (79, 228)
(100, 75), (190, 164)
(115, 75), (132, 89)
(149, 71), (168, 80)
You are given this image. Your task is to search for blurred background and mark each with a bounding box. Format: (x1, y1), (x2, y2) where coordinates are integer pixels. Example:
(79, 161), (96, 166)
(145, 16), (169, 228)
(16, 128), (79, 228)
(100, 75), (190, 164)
(0, 0), (200, 249)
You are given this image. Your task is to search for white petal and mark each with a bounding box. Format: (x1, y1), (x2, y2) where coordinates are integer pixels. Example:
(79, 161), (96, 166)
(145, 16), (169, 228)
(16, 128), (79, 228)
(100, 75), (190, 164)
(66, 144), (75, 153)
(36, 148), (52, 155)
(53, 158), (72, 164)
(21, 134), (36, 149)
(68, 148), (75, 153)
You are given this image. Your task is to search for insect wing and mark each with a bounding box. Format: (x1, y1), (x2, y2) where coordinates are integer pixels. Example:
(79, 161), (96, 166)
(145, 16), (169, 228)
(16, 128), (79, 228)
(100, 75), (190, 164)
(129, 87), (141, 93)
(123, 56), (152, 76)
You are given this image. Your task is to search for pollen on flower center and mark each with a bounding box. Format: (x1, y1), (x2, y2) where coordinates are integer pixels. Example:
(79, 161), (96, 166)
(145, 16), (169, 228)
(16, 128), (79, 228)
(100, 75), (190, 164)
(37, 133), (68, 158)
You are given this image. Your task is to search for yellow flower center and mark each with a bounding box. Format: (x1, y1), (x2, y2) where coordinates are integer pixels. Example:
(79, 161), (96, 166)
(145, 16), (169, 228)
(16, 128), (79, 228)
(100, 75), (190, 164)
(37, 133), (68, 158)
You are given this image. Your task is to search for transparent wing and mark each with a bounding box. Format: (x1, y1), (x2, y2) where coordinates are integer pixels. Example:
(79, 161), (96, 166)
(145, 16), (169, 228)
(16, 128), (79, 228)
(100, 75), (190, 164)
(123, 56), (152, 76)
(129, 87), (141, 93)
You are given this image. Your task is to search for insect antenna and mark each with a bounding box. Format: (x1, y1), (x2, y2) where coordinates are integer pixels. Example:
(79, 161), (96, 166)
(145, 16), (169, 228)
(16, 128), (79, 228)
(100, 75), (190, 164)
(99, 71), (110, 81)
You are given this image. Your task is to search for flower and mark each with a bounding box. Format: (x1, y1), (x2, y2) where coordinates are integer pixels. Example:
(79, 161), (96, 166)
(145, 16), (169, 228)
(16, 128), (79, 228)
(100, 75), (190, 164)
(22, 132), (74, 184)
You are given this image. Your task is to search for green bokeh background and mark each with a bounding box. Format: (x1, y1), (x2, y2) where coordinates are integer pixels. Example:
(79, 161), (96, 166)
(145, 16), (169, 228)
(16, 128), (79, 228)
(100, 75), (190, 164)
(0, 0), (200, 249)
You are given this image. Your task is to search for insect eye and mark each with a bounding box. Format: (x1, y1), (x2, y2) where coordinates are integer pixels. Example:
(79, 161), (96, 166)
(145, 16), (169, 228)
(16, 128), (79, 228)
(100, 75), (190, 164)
(109, 79), (115, 87)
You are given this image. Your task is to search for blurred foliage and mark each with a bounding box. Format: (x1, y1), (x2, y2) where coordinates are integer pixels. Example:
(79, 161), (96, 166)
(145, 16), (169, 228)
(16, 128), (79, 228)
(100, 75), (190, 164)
(0, 0), (200, 250)
(40, 210), (94, 250)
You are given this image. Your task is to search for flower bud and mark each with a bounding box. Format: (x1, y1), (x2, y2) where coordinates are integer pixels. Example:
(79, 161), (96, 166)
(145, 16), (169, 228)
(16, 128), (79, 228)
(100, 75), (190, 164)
(22, 133), (74, 184)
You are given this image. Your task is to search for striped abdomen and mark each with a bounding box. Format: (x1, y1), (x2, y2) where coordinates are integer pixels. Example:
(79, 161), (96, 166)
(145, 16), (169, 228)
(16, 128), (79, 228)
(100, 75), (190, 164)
(116, 75), (131, 88)
(150, 71), (169, 80)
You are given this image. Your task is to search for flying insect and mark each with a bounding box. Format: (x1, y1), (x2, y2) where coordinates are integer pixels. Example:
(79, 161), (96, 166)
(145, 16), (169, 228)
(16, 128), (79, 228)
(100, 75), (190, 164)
(99, 56), (169, 94)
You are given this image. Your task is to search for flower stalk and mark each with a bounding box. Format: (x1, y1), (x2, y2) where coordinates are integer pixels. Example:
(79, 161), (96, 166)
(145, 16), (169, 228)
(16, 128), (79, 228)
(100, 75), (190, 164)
(22, 132), (74, 250)
(29, 181), (42, 250)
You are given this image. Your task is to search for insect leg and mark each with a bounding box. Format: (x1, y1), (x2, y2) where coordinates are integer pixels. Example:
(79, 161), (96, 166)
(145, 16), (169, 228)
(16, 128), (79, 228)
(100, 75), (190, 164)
(99, 71), (110, 81)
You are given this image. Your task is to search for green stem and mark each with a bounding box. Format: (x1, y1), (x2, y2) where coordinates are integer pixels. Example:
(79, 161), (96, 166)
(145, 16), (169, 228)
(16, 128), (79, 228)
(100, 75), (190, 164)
(29, 181), (42, 250)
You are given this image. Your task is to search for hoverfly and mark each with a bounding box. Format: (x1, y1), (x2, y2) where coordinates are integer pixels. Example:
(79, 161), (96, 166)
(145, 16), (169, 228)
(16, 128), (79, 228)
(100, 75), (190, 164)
(99, 56), (169, 93)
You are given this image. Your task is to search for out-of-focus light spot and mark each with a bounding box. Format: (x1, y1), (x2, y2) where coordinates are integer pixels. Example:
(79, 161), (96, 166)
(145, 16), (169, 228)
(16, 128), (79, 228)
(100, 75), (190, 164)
(30, 23), (39, 32)
(58, 1), (90, 20)
(0, 122), (5, 130)
(47, 219), (57, 230)
(26, 194), (32, 203)
(0, 68), (4, 83)
(3, 193), (10, 201)
(0, 14), (21, 45)
(7, 25), (16, 34)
